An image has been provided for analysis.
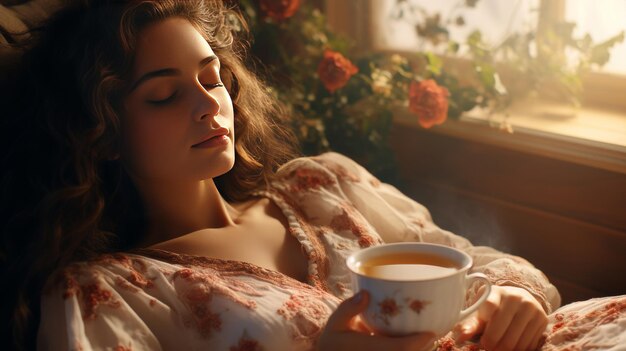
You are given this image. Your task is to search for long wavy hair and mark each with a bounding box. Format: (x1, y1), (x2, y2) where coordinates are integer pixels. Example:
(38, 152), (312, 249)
(0, 0), (300, 348)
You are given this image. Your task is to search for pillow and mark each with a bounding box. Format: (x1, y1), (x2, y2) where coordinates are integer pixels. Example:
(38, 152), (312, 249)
(0, 0), (64, 41)
(8, 0), (63, 28)
(0, 3), (29, 44)
(0, 0), (63, 75)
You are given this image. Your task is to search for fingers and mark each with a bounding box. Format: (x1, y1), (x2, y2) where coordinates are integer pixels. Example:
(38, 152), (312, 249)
(321, 290), (436, 351)
(493, 300), (536, 350)
(473, 286), (549, 351)
(480, 295), (518, 349)
(454, 314), (485, 342)
(458, 305), (546, 350)
(325, 290), (370, 332)
(529, 321), (548, 350)
(351, 315), (374, 334)
(385, 332), (437, 351)
(453, 285), (497, 344)
(477, 285), (501, 324)
(325, 331), (437, 351)
(514, 317), (545, 351)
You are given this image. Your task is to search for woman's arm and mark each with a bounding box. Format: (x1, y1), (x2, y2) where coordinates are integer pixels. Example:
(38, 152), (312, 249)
(311, 152), (561, 315)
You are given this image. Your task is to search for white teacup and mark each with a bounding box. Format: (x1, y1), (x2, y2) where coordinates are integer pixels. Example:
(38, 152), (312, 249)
(346, 242), (491, 337)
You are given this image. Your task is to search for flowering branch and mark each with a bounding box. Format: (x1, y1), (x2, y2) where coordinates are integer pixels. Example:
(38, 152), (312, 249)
(235, 0), (623, 179)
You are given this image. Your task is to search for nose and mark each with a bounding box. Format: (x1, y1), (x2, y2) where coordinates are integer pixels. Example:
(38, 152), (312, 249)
(192, 81), (221, 122)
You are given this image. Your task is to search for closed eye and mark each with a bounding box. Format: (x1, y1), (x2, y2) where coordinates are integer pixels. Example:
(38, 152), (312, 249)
(146, 82), (223, 106)
(147, 92), (178, 105)
(203, 82), (224, 89)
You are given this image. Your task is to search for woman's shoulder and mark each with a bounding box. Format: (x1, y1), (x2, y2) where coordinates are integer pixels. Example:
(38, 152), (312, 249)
(274, 152), (379, 188)
(279, 151), (360, 172)
(42, 252), (166, 300)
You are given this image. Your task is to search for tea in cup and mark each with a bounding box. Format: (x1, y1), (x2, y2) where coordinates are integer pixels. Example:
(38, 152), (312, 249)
(346, 242), (491, 337)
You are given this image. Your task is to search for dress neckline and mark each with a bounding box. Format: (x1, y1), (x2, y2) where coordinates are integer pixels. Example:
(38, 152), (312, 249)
(133, 188), (329, 292)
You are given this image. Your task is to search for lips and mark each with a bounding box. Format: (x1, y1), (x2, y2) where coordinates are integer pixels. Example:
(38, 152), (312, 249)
(192, 127), (229, 147)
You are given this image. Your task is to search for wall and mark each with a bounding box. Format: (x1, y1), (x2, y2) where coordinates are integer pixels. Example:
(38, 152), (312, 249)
(388, 123), (626, 305)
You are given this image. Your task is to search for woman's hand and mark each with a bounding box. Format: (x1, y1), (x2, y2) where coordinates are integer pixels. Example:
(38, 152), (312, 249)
(318, 290), (437, 351)
(454, 285), (548, 351)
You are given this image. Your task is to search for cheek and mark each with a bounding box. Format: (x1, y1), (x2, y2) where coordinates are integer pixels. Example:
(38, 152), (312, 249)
(129, 117), (179, 151)
(122, 106), (188, 174)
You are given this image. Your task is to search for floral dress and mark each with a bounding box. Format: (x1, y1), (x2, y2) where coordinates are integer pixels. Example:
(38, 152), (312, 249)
(37, 152), (626, 351)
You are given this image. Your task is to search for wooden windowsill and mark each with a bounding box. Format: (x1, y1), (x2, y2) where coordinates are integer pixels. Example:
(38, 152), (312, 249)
(392, 100), (626, 175)
(496, 99), (626, 148)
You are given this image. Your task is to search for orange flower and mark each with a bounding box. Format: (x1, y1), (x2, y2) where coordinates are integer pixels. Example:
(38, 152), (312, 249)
(317, 49), (359, 93)
(408, 79), (450, 128)
(259, 0), (301, 21)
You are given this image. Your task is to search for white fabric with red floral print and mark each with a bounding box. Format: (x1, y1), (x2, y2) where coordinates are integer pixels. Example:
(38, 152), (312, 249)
(37, 152), (626, 351)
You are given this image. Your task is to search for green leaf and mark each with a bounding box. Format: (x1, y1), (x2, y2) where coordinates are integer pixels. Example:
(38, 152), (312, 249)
(448, 41), (460, 54)
(425, 52), (443, 75)
(467, 30), (482, 47)
(590, 31), (625, 66)
(465, 0), (479, 8)
(474, 62), (497, 92)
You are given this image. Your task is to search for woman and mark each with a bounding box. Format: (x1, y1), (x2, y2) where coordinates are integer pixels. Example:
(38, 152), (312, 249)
(1, 1), (622, 350)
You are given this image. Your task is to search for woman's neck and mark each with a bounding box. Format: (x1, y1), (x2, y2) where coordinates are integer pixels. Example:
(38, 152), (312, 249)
(133, 178), (240, 247)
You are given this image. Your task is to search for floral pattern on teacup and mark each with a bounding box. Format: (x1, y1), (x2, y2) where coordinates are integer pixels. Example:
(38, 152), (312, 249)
(407, 298), (431, 314)
(376, 298), (401, 326)
(372, 296), (432, 326)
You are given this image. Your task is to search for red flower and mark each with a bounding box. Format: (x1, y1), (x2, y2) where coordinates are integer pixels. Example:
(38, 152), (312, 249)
(259, 0), (301, 20)
(317, 49), (359, 93)
(408, 79), (450, 128)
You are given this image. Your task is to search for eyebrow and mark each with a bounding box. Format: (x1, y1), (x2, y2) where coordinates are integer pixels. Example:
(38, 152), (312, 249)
(129, 55), (219, 92)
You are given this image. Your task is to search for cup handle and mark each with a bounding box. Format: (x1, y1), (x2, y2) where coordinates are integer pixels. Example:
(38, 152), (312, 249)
(458, 273), (492, 321)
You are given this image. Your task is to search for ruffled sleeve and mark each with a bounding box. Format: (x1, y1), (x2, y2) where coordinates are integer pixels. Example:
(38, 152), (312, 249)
(37, 255), (184, 351)
(38, 251), (340, 351)
(310, 152), (562, 314)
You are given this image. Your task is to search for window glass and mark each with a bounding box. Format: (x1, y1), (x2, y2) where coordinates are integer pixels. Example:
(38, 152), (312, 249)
(372, 0), (539, 55)
(564, 0), (626, 74)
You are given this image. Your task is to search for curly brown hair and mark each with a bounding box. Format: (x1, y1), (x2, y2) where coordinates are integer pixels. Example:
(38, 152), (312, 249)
(0, 0), (300, 349)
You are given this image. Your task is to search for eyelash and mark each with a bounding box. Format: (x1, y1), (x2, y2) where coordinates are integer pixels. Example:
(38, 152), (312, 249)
(147, 82), (225, 105)
(203, 82), (224, 90)
(148, 92), (177, 106)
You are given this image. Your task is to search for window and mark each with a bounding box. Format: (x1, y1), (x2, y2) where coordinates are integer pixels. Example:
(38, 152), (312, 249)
(565, 0), (626, 75)
(372, 0), (540, 55)
(371, 0), (626, 75)
(326, 0), (626, 173)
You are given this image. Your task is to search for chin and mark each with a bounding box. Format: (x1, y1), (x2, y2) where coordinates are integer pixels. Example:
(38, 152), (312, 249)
(200, 149), (236, 180)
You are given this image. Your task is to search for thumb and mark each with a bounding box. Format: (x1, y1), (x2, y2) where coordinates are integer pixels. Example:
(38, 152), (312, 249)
(326, 290), (370, 332)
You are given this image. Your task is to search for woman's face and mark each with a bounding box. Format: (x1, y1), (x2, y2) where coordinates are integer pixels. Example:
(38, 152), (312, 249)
(122, 17), (235, 182)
